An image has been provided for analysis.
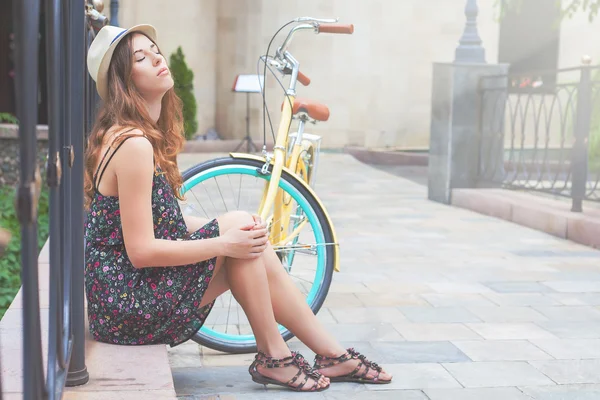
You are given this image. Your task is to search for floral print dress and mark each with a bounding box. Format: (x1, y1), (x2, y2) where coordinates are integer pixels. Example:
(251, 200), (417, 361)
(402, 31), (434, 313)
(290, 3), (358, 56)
(84, 135), (219, 347)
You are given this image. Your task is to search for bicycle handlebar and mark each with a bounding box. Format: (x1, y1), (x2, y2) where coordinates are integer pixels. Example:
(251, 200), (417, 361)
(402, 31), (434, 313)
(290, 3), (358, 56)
(297, 71), (311, 86)
(317, 24), (354, 34)
(271, 18), (353, 93)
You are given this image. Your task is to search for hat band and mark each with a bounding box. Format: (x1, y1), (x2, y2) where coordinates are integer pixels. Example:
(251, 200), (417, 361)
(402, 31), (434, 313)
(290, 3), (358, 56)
(110, 29), (127, 45)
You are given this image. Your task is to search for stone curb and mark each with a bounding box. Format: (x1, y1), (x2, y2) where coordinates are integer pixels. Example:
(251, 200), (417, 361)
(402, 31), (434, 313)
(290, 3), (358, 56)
(345, 146), (429, 166)
(452, 188), (600, 249)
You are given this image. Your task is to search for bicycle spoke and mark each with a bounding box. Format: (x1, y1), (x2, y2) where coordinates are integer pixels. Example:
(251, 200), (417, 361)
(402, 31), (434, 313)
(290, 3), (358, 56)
(214, 177), (228, 213)
(187, 188), (209, 218)
(226, 290), (233, 334)
(226, 174), (237, 211)
(237, 174), (242, 210)
(201, 181), (219, 216)
(288, 273), (315, 286)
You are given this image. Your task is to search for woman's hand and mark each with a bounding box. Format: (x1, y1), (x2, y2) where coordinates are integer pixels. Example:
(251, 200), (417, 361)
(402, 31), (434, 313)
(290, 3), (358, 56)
(221, 222), (269, 259)
(251, 214), (267, 231)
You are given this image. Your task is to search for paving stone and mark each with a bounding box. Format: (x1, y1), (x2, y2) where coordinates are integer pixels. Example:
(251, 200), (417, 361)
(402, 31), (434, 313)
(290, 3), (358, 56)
(425, 387), (533, 400)
(542, 281), (600, 293)
(319, 323), (404, 342)
(529, 339), (600, 359)
(368, 341), (470, 363)
(321, 293), (364, 308)
(362, 363), (461, 390)
(393, 323), (482, 341)
(535, 321), (600, 339)
(364, 282), (430, 294)
(512, 250), (600, 258)
(328, 307), (408, 324)
(530, 359), (600, 384)
(533, 306), (600, 321)
(451, 340), (553, 361)
(172, 366), (258, 396)
(484, 293), (561, 307)
(520, 384), (600, 400)
(168, 340), (202, 369)
(420, 293), (497, 307)
(484, 282), (556, 293)
(465, 323), (557, 340)
(546, 293), (600, 306)
(355, 293), (429, 307)
(324, 390), (428, 399)
(466, 306), (549, 323)
(223, 392), (327, 399)
(327, 282), (372, 294)
(427, 282), (494, 294)
(443, 361), (556, 387)
(398, 306), (482, 323)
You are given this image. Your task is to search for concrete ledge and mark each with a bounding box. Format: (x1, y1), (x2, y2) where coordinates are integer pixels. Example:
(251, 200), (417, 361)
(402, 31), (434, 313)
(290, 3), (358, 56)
(0, 241), (177, 399)
(345, 146), (429, 166)
(452, 189), (600, 248)
(0, 123), (48, 140)
(182, 139), (273, 153)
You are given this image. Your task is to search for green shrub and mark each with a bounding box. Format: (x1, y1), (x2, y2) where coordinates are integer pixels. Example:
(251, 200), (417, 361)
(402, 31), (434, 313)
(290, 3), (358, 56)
(0, 185), (49, 319)
(0, 113), (18, 124)
(169, 46), (198, 140)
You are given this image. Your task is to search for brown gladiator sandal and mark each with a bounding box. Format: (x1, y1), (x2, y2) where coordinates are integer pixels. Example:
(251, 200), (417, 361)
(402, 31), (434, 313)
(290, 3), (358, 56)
(313, 348), (391, 384)
(248, 351), (330, 392)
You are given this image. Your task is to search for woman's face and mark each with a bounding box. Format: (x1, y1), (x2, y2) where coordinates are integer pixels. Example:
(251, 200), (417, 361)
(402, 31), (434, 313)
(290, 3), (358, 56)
(130, 33), (174, 99)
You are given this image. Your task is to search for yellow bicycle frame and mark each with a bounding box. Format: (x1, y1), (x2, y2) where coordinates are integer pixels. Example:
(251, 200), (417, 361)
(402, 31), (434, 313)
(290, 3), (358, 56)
(228, 96), (340, 272)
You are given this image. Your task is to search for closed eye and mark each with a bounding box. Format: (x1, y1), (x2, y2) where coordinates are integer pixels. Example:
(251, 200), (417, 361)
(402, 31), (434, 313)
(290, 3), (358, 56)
(134, 44), (161, 62)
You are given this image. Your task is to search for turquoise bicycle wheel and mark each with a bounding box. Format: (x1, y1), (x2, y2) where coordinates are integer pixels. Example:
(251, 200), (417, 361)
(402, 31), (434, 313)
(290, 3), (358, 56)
(180, 157), (335, 354)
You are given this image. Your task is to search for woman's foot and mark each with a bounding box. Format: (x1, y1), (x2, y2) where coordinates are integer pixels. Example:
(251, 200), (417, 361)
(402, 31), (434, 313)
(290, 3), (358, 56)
(249, 351), (330, 392)
(313, 348), (393, 384)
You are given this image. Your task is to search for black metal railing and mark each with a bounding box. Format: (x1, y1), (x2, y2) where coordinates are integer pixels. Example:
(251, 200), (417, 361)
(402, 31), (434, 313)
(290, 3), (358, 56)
(4, 0), (106, 399)
(478, 62), (600, 211)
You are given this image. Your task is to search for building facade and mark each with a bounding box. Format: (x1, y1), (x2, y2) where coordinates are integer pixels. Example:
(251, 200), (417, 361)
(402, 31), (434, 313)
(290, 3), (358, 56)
(2, 0), (599, 148)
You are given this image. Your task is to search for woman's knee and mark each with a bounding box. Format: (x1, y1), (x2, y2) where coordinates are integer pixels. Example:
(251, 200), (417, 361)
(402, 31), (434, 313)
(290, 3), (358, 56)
(217, 210), (255, 233)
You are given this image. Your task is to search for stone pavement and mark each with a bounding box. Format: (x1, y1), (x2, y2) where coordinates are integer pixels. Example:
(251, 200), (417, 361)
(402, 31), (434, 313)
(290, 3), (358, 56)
(171, 152), (600, 400)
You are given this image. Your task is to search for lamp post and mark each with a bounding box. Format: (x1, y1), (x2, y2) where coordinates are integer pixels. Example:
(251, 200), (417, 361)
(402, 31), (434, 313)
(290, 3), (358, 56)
(455, 0), (486, 63)
(110, 0), (119, 26)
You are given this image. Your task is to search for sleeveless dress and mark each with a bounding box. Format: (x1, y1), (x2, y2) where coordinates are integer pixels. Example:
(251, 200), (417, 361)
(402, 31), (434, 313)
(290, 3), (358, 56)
(84, 135), (219, 347)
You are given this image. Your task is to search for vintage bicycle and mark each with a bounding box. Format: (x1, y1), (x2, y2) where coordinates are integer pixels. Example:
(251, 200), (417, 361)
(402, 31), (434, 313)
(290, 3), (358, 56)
(180, 17), (354, 353)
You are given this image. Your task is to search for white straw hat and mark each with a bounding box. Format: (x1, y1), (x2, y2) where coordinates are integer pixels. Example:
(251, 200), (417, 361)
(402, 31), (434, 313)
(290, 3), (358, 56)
(87, 24), (157, 100)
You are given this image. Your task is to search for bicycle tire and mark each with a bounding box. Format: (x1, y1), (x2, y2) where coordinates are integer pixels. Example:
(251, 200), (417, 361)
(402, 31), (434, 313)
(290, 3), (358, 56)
(180, 156), (336, 353)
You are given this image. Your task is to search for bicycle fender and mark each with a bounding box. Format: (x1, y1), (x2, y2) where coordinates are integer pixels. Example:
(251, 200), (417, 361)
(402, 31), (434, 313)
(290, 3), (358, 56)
(229, 152), (340, 272)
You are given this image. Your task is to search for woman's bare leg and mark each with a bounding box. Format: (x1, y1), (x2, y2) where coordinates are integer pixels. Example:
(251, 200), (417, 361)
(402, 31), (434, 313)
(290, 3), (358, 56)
(199, 211), (391, 381)
(200, 211), (329, 389)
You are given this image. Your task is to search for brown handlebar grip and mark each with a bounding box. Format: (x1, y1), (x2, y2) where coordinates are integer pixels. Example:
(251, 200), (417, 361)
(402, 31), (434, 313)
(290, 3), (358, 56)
(297, 71), (311, 86)
(318, 23), (354, 34)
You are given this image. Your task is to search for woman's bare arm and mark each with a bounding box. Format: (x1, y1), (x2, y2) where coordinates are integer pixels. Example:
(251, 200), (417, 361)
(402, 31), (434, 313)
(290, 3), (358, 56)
(113, 135), (230, 268)
(183, 214), (212, 234)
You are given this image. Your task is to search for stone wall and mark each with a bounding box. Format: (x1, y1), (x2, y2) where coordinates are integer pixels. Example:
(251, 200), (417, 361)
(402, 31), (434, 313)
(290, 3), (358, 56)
(110, 1), (600, 148)
(0, 124), (48, 187)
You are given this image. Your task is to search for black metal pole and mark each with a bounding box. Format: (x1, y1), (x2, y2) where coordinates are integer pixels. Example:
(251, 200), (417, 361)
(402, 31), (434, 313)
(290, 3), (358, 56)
(61, 0), (73, 366)
(66, 0), (90, 387)
(46, 0), (68, 395)
(12, 0), (45, 398)
(571, 58), (593, 212)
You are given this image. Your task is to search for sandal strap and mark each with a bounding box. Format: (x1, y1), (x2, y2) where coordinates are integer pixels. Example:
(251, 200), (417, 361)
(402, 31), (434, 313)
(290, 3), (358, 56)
(250, 350), (324, 391)
(253, 350), (296, 368)
(314, 347), (383, 373)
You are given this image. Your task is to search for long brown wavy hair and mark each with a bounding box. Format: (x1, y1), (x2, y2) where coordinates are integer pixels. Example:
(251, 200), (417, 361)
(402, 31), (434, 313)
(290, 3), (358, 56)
(84, 32), (185, 209)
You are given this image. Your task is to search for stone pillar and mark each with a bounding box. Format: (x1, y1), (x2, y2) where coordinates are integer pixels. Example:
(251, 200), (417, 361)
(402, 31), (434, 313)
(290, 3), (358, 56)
(427, 0), (509, 204)
(428, 63), (508, 204)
